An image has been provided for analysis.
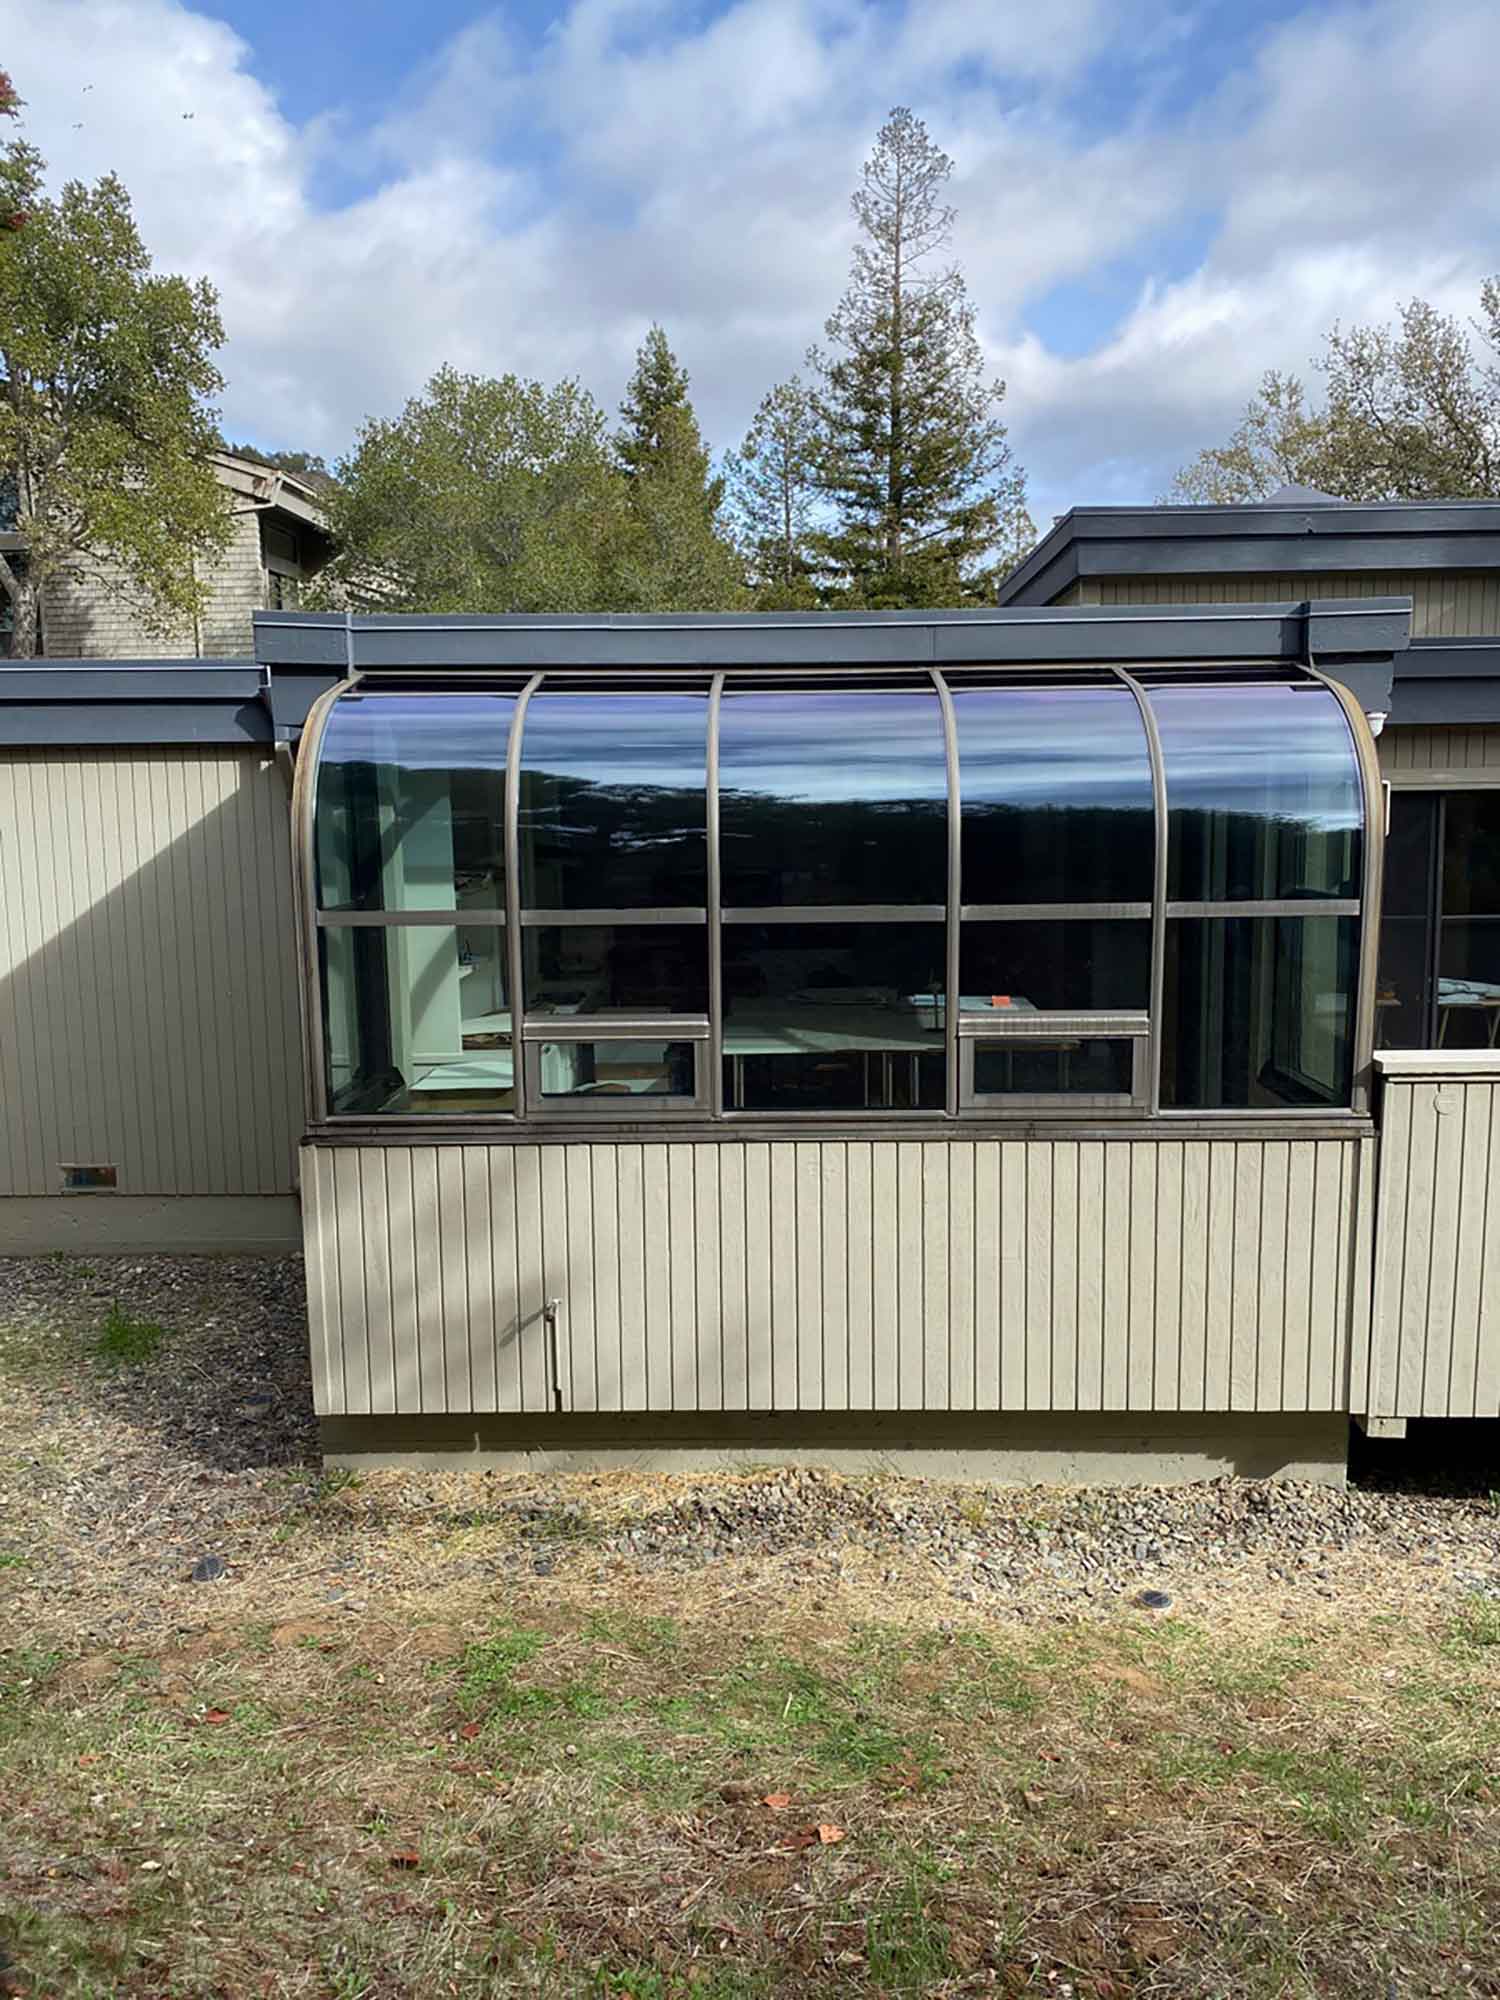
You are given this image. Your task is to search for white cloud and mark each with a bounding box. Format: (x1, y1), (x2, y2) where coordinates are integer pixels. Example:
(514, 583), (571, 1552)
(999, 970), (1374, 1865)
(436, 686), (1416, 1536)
(9, 0), (1500, 522)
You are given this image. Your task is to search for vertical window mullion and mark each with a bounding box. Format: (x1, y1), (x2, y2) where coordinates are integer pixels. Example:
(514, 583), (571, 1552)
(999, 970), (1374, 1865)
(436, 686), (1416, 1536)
(1115, 667), (1168, 1117)
(930, 666), (960, 1119)
(707, 670), (725, 1119)
(505, 674), (543, 1118)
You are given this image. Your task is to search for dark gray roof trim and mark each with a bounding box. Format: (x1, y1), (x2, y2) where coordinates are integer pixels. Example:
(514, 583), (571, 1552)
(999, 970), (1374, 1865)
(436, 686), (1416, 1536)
(998, 499), (1500, 605)
(254, 600), (1412, 670)
(0, 660), (272, 746)
(1389, 638), (1500, 725)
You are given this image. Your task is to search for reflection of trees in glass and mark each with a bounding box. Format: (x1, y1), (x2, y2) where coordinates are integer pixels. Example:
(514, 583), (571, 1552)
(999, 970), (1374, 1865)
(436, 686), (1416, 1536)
(519, 776), (707, 906)
(719, 790), (948, 904)
(961, 800), (1155, 903)
(1167, 802), (1361, 901)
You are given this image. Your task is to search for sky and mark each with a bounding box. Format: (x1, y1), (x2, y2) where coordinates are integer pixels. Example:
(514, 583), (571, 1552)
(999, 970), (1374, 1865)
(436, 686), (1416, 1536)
(9, 0), (1500, 525)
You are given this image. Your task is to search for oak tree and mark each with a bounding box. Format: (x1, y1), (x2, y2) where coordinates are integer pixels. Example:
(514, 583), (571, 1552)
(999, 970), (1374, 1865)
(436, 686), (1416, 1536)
(0, 131), (229, 656)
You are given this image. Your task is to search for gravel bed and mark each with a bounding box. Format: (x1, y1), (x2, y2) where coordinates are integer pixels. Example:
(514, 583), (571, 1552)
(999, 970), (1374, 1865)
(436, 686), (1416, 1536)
(2, 1253), (1499, 1647)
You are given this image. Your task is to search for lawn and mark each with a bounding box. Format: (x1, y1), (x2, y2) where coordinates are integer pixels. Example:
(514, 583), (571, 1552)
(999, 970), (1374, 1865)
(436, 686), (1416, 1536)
(2, 1259), (1499, 1998)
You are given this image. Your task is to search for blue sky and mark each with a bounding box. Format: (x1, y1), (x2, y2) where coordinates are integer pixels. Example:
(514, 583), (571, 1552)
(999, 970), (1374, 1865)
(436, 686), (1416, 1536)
(12, 0), (1500, 523)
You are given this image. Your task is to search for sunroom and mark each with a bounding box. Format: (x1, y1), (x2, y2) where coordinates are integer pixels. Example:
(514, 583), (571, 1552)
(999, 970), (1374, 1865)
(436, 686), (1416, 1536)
(281, 604), (1401, 1480)
(302, 665), (1372, 1132)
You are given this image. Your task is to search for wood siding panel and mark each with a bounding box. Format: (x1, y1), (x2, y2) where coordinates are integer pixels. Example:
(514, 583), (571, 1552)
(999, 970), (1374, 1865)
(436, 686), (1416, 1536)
(304, 1135), (1374, 1419)
(1096, 571), (1499, 638)
(1371, 1069), (1500, 1417)
(0, 748), (302, 1199)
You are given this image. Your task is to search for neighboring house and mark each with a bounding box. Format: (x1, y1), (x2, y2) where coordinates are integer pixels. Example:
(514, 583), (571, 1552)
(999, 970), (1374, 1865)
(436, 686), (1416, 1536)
(0, 449), (331, 659)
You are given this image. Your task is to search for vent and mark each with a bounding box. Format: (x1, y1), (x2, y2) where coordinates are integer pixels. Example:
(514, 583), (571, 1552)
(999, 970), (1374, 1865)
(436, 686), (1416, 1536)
(60, 1164), (118, 1194)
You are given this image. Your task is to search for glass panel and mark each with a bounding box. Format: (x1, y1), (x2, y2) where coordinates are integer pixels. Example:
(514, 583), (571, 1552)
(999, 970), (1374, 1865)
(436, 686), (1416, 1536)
(320, 923), (514, 1115)
(537, 1041), (697, 1099)
(1376, 916), (1433, 1049)
(972, 1039), (1134, 1096)
(1149, 684), (1362, 901)
(959, 921), (1151, 1014)
(1162, 916), (1357, 1108)
(718, 687), (947, 905)
(523, 925), (707, 1015)
(315, 694), (514, 912)
(953, 683), (1154, 903)
(1441, 794), (1500, 916)
(1437, 919), (1500, 1049)
(518, 691), (708, 909)
(722, 923), (946, 1111)
(1385, 792), (1438, 917)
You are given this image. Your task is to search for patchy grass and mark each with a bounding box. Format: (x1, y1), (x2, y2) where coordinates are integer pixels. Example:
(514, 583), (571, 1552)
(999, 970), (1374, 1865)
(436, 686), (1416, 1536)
(3, 1595), (1499, 1999)
(94, 1303), (166, 1367)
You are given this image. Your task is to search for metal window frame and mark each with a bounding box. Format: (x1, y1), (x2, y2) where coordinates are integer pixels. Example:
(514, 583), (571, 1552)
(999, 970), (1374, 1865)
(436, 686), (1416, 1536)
(518, 907), (707, 927)
(521, 1035), (711, 1118)
(957, 1009), (1149, 1117)
(292, 664), (1378, 1136)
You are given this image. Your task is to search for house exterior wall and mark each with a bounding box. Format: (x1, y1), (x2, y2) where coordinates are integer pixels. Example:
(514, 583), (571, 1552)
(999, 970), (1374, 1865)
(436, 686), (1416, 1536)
(39, 508), (273, 660)
(1378, 725), (1500, 785)
(0, 748), (304, 1222)
(302, 1133), (1375, 1421)
(1370, 1053), (1500, 1418)
(1084, 571), (1500, 637)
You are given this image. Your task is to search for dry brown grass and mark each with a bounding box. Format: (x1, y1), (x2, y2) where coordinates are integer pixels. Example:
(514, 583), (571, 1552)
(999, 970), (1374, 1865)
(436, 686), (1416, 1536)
(4, 1550), (1500, 1999)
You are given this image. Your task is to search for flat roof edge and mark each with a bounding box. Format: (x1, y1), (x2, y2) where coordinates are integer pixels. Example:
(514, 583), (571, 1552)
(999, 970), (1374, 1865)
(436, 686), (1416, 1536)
(998, 499), (1500, 604)
(252, 599), (1412, 669)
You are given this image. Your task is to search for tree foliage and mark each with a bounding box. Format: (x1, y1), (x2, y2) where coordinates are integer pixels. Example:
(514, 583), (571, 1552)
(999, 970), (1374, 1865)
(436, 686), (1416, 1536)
(808, 106), (1032, 607)
(723, 376), (821, 607)
(314, 365), (629, 613)
(1171, 284), (1500, 503)
(0, 130), (229, 657)
(612, 324), (743, 611)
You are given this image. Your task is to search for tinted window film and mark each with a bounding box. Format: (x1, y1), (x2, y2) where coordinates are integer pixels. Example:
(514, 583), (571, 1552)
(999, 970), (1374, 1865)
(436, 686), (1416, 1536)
(320, 923), (514, 1115)
(959, 921), (1151, 1014)
(722, 923), (946, 1111)
(1150, 684), (1361, 901)
(522, 925), (708, 1015)
(315, 694), (513, 912)
(1162, 915), (1356, 1108)
(718, 688), (948, 906)
(537, 1041), (697, 1098)
(1441, 794), (1500, 917)
(953, 684), (1154, 903)
(1437, 919), (1500, 1048)
(972, 1039), (1134, 1096)
(518, 691), (708, 909)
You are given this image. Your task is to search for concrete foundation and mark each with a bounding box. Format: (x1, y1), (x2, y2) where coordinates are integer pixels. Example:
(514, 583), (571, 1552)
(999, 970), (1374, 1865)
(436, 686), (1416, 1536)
(0, 1195), (302, 1254)
(321, 1409), (1349, 1486)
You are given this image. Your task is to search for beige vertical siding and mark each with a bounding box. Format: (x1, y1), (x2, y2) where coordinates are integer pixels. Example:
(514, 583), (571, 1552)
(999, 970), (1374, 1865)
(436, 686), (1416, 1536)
(302, 1134), (1375, 1418)
(1370, 1057), (1500, 1418)
(1379, 726), (1500, 782)
(1092, 571), (1500, 636)
(0, 748), (303, 1198)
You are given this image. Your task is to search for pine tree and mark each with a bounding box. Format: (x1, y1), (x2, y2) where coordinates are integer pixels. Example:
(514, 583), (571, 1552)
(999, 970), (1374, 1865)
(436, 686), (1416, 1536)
(724, 376), (820, 607)
(810, 107), (1032, 607)
(613, 325), (743, 610)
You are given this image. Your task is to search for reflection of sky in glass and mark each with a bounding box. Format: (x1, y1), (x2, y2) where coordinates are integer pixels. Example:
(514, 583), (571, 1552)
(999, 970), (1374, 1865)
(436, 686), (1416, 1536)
(319, 693), (516, 774)
(719, 690), (946, 803)
(954, 686), (1152, 812)
(520, 693), (708, 793)
(1148, 684), (1360, 831)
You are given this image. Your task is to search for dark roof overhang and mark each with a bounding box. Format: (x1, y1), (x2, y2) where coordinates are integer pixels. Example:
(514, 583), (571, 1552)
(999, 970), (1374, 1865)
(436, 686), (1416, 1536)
(997, 499), (1500, 606)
